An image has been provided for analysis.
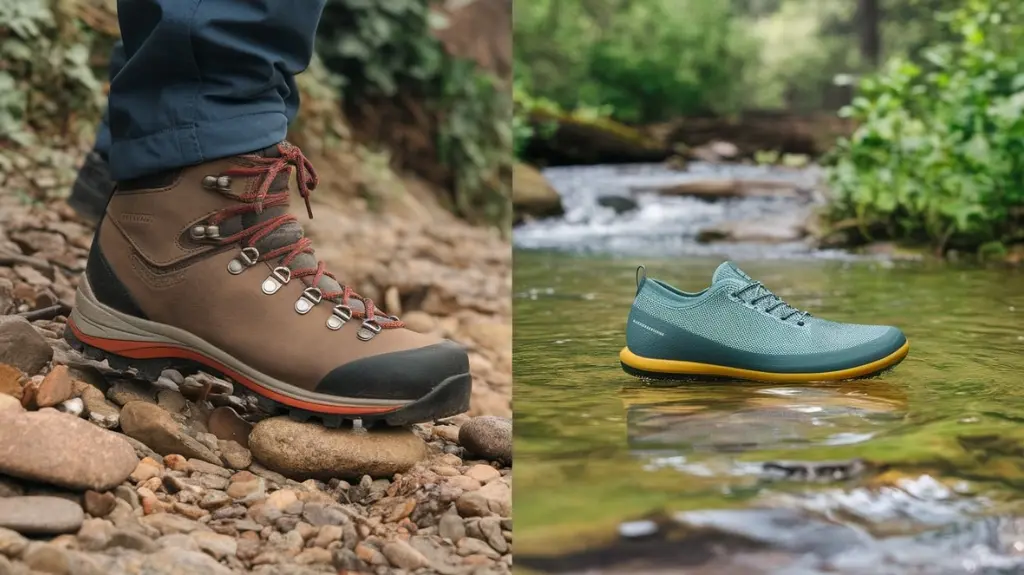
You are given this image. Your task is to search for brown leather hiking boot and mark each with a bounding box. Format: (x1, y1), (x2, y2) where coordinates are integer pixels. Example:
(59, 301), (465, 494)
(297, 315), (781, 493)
(64, 142), (471, 426)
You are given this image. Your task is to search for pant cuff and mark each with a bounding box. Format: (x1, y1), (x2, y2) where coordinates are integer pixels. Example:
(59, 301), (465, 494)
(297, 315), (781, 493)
(107, 111), (289, 181)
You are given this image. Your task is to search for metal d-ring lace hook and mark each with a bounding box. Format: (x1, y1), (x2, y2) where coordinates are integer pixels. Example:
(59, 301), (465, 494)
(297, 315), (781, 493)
(294, 286), (323, 315)
(356, 319), (382, 341)
(227, 247), (260, 275)
(261, 266), (292, 295)
(326, 304), (353, 331)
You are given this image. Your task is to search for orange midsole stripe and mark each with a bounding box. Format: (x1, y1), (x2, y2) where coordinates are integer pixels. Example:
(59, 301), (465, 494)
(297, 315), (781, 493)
(67, 319), (398, 415)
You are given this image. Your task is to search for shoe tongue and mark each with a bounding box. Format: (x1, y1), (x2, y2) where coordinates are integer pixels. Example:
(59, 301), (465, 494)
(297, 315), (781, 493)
(252, 221), (367, 314)
(712, 261), (753, 285)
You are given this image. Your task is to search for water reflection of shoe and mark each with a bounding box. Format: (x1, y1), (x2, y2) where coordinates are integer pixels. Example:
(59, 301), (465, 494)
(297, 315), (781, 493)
(620, 262), (909, 382)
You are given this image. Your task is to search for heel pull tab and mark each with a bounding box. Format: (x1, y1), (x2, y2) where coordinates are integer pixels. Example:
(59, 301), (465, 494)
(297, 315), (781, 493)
(635, 265), (647, 290)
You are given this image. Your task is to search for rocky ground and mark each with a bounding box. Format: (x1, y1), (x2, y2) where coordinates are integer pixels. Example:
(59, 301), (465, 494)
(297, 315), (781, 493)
(0, 190), (512, 574)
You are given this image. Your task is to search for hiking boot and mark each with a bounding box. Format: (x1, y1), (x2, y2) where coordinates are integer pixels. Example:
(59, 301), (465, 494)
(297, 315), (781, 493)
(64, 142), (471, 426)
(620, 262), (909, 382)
(67, 151), (116, 225)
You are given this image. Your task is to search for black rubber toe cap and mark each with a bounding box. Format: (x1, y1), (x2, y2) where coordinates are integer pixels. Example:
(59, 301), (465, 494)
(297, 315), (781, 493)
(315, 340), (470, 401)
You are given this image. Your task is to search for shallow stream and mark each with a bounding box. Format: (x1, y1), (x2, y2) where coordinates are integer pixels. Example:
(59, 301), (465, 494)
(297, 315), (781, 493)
(513, 164), (1024, 574)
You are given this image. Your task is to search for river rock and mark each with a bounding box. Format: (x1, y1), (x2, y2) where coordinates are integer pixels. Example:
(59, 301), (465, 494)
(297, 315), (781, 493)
(459, 416), (512, 465)
(0, 363), (26, 399)
(697, 214), (808, 244)
(0, 316), (53, 374)
(0, 496), (84, 534)
(137, 548), (233, 575)
(0, 409), (137, 491)
(513, 163), (564, 223)
(79, 384), (120, 429)
(382, 539), (431, 570)
(207, 406), (252, 448)
(248, 417), (428, 481)
(35, 365), (73, 408)
(119, 401), (221, 465)
(0, 393), (22, 414)
(597, 195), (638, 214)
(0, 526), (28, 556)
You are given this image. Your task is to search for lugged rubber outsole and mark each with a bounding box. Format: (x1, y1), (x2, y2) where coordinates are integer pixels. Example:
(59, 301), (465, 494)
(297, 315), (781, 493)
(619, 340), (910, 383)
(64, 321), (472, 428)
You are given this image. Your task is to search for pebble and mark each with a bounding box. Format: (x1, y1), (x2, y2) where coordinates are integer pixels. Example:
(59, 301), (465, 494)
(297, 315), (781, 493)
(119, 401), (221, 464)
(0, 317), (53, 374)
(34, 365), (73, 408)
(22, 542), (72, 574)
(82, 491), (116, 518)
(459, 416), (512, 465)
(78, 384), (120, 429)
(0, 496), (84, 534)
(248, 417), (428, 481)
(219, 439), (252, 470)
(0, 393), (22, 413)
(382, 539), (431, 569)
(0, 526), (28, 556)
(105, 380), (156, 406)
(191, 530), (237, 559)
(129, 457), (163, 483)
(0, 409), (138, 491)
(438, 512), (466, 542)
(207, 406), (253, 448)
(464, 464), (501, 484)
(0, 363), (25, 400)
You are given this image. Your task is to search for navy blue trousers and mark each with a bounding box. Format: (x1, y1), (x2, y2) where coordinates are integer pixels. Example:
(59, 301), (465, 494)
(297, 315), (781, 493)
(101, 0), (325, 181)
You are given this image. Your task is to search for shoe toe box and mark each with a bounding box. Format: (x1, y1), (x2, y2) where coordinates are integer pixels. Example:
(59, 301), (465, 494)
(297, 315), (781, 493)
(314, 339), (471, 401)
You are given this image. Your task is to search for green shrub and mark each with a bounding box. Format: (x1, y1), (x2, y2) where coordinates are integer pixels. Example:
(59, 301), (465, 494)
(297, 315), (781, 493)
(826, 0), (1024, 252)
(317, 0), (511, 230)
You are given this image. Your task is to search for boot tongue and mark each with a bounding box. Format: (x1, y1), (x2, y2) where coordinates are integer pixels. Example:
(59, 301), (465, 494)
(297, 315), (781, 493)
(254, 223), (366, 314)
(238, 143), (367, 313)
(712, 261), (753, 285)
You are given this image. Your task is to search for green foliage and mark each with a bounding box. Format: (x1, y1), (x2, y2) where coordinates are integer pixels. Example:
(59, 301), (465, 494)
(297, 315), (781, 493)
(436, 58), (511, 229)
(514, 0), (757, 124)
(316, 0), (445, 97)
(316, 0), (511, 230)
(826, 0), (1024, 251)
(0, 0), (104, 147)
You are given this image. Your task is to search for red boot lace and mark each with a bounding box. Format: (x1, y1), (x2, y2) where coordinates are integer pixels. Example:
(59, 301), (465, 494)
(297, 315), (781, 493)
(206, 143), (403, 330)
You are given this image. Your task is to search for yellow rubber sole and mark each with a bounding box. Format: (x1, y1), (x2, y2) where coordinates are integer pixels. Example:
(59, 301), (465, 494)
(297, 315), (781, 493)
(619, 340), (910, 383)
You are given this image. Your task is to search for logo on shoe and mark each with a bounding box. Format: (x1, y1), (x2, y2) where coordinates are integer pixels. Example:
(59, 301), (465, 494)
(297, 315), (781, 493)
(631, 319), (665, 337)
(117, 212), (155, 224)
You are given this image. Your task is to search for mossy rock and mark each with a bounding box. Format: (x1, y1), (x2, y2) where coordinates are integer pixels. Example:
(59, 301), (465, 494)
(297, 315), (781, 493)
(522, 109), (670, 166)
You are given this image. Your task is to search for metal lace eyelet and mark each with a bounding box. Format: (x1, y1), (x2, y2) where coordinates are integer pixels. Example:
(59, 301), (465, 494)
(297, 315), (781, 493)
(216, 176), (231, 190)
(202, 176), (218, 190)
(294, 286), (322, 315)
(190, 225), (208, 241)
(261, 266), (292, 295)
(326, 305), (353, 330)
(227, 247), (260, 275)
(356, 319), (382, 341)
(205, 225), (221, 239)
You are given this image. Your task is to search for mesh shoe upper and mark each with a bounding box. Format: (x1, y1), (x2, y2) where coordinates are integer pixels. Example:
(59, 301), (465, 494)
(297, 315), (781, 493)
(626, 262), (906, 373)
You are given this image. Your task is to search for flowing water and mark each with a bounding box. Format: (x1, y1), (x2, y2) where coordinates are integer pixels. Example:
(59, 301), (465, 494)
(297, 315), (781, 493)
(513, 164), (1024, 574)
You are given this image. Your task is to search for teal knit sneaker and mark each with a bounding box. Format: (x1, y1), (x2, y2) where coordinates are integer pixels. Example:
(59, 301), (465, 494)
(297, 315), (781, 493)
(620, 262), (909, 382)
